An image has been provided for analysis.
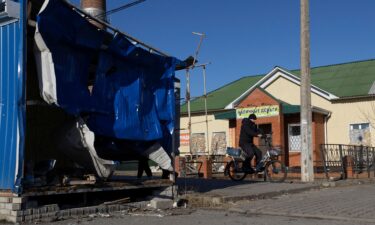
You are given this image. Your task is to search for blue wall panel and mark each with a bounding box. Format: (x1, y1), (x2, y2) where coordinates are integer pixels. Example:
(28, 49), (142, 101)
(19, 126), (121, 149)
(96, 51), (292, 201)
(0, 21), (21, 191)
(0, 19), (23, 192)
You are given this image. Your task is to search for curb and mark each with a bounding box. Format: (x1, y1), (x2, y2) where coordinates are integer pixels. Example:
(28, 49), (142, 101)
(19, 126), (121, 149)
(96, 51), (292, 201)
(185, 184), (321, 207)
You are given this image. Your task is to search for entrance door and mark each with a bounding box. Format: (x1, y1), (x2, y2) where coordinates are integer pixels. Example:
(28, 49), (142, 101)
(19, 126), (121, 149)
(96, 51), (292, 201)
(288, 124), (301, 152)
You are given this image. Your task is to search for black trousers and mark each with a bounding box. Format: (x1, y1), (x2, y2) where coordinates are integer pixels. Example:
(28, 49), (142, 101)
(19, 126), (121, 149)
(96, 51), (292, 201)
(240, 143), (262, 168)
(137, 158), (152, 178)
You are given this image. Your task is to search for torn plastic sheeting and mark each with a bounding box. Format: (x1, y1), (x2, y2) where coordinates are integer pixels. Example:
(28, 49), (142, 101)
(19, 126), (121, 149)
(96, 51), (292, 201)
(34, 0), (179, 142)
(55, 118), (117, 179)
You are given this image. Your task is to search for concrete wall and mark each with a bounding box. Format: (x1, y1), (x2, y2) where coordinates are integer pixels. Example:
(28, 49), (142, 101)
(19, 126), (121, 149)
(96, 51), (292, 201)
(180, 115), (230, 155)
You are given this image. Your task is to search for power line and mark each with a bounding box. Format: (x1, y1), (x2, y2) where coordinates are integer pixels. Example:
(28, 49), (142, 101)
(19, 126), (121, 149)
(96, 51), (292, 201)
(95, 0), (146, 19)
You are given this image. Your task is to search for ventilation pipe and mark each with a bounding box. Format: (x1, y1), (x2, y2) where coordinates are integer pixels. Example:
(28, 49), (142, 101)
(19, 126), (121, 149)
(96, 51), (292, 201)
(81, 0), (106, 28)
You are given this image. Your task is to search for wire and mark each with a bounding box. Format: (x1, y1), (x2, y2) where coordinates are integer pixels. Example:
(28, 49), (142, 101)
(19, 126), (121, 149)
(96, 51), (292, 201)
(95, 0), (146, 18)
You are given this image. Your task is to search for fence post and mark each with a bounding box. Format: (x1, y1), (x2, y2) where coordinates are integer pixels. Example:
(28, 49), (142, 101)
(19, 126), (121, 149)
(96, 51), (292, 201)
(366, 146), (370, 178)
(373, 149), (375, 178)
(198, 155), (212, 179)
(339, 145), (345, 179)
(320, 144), (329, 180)
(359, 145), (364, 175)
(176, 156), (186, 177)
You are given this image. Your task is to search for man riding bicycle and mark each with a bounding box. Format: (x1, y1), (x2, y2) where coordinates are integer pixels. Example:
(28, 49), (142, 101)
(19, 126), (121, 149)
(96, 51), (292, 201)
(239, 113), (263, 173)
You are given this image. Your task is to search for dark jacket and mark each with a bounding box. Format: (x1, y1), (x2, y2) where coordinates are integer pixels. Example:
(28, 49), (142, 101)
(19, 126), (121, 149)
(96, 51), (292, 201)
(239, 118), (260, 145)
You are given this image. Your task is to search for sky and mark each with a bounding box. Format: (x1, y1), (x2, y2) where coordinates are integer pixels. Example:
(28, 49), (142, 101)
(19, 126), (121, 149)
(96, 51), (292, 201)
(72, 0), (375, 101)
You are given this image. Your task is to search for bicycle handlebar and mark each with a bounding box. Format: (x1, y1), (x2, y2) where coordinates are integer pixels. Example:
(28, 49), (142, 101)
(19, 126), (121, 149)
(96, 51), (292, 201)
(260, 133), (273, 148)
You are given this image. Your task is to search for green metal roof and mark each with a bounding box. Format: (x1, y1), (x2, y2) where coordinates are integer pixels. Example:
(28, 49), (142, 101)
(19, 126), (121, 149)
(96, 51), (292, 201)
(290, 59), (375, 98)
(181, 75), (264, 113)
(182, 59), (375, 113)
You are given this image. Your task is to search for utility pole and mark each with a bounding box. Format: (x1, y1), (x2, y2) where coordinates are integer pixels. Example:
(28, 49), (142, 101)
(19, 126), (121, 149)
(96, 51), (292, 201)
(300, 0), (314, 182)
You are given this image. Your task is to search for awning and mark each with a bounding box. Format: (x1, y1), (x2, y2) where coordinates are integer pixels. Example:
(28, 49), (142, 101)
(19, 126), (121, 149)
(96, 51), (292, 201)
(214, 110), (236, 120)
(282, 104), (300, 114)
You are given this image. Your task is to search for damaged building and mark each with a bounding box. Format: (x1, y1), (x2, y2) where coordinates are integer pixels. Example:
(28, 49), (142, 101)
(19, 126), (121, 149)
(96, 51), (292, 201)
(0, 0), (186, 222)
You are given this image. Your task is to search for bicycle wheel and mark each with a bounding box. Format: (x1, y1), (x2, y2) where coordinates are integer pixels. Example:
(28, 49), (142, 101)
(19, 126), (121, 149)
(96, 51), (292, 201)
(265, 160), (287, 182)
(226, 161), (247, 181)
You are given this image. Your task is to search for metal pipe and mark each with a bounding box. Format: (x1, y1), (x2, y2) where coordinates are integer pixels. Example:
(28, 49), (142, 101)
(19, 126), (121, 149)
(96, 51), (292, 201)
(186, 69), (192, 155)
(188, 61), (211, 155)
(81, 0), (107, 27)
(191, 32), (205, 69)
(186, 32), (206, 155)
(194, 62), (211, 68)
(203, 65), (210, 155)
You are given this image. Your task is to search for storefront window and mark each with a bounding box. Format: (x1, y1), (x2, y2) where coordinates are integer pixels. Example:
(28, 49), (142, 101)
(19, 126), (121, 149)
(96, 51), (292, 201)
(288, 124), (301, 152)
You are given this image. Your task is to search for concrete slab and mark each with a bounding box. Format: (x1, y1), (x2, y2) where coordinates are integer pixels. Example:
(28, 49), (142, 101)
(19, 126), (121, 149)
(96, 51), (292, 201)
(149, 198), (174, 210)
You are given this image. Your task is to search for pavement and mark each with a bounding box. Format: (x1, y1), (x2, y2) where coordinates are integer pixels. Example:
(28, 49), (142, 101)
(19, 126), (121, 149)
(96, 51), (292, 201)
(22, 178), (375, 225)
(232, 181), (375, 223)
(175, 177), (375, 223)
(177, 177), (375, 207)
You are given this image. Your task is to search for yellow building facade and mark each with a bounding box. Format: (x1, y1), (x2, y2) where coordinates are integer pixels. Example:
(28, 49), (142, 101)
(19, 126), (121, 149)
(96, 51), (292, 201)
(180, 60), (375, 165)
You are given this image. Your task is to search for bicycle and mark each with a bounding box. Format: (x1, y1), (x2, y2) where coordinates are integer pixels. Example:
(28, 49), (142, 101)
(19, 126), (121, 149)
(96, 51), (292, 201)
(224, 134), (287, 182)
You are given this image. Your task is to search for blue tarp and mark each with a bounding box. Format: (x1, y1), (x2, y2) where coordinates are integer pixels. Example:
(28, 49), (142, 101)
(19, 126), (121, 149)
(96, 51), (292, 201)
(36, 0), (179, 152)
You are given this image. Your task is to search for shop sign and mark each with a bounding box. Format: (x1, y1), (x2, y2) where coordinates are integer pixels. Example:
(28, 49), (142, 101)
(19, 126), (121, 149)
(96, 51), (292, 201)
(236, 105), (279, 119)
(180, 132), (190, 146)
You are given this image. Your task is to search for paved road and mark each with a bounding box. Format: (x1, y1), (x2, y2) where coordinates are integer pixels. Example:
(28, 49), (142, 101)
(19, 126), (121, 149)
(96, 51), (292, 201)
(36, 208), (371, 225)
(26, 182), (375, 225)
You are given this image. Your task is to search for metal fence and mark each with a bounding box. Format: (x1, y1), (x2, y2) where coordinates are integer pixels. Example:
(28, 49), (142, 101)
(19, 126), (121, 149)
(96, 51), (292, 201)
(210, 155), (227, 174)
(177, 154), (228, 177)
(179, 155), (203, 177)
(320, 144), (375, 179)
